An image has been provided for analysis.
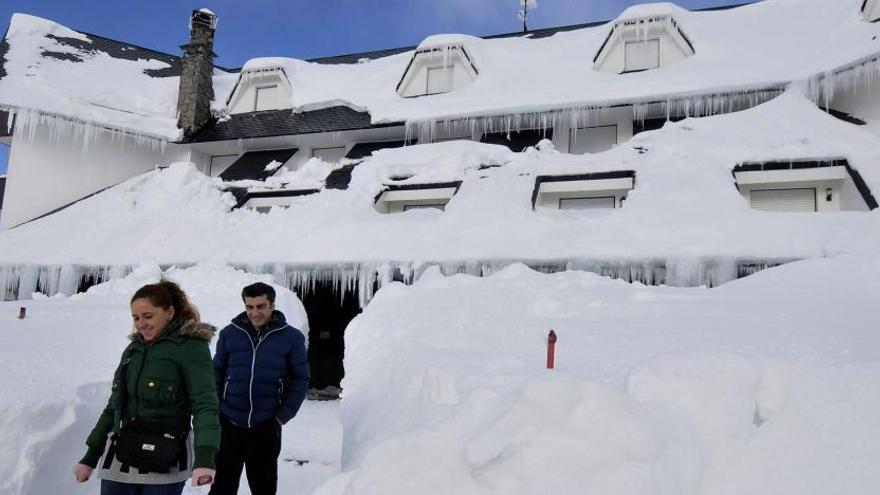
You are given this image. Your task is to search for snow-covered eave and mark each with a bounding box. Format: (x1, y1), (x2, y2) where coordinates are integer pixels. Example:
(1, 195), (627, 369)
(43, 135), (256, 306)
(402, 83), (787, 140)
(804, 50), (880, 109)
(0, 104), (177, 146)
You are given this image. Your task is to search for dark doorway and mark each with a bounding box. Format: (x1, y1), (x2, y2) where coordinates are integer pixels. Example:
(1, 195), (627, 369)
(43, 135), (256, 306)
(299, 282), (361, 400)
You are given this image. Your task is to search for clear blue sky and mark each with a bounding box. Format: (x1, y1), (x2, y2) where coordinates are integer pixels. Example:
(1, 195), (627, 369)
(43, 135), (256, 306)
(0, 0), (736, 175)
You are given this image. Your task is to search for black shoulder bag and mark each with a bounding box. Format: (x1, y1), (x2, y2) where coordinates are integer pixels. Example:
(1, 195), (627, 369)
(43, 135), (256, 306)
(113, 348), (186, 473)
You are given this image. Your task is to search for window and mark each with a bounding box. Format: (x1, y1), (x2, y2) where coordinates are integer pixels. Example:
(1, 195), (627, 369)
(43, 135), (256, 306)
(569, 125), (617, 154)
(426, 66), (453, 95)
(558, 196), (616, 210)
(311, 146), (347, 163)
(624, 39), (660, 72)
(254, 85), (281, 112)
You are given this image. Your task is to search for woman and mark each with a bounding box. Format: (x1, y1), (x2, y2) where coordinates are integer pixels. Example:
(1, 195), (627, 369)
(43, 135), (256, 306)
(73, 279), (220, 494)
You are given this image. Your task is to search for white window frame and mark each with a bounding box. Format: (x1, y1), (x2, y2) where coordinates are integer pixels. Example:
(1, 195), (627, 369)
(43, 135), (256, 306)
(569, 124), (618, 154)
(624, 39), (660, 72)
(254, 85), (281, 112)
(426, 65), (453, 95)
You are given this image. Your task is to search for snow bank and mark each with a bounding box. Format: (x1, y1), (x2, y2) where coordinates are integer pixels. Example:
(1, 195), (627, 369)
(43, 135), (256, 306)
(321, 254), (880, 494)
(0, 263), (306, 495)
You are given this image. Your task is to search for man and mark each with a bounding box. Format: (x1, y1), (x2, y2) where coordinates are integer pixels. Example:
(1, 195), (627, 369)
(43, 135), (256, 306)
(210, 282), (309, 495)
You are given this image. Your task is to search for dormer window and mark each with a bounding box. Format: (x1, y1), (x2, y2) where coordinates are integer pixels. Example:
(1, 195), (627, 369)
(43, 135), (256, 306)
(863, 0), (880, 22)
(397, 38), (479, 97)
(733, 160), (877, 212)
(374, 181), (462, 213)
(532, 172), (635, 211)
(228, 66), (292, 114)
(593, 12), (694, 74)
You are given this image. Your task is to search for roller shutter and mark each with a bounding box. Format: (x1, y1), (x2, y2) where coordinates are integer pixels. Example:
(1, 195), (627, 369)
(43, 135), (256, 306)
(750, 188), (816, 212)
(558, 196), (616, 210)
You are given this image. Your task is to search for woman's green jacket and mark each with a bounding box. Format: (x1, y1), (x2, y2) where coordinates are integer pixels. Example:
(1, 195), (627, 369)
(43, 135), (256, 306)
(80, 319), (220, 469)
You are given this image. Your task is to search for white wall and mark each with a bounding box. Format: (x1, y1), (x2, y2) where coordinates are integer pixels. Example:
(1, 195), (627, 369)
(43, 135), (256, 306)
(398, 48), (477, 97)
(594, 21), (692, 74)
(228, 70), (293, 114)
(1, 124), (188, 228)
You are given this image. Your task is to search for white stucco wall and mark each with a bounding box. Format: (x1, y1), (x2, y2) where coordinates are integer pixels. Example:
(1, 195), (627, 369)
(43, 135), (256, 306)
(398, 48), (477, 97)
(594, 21), (692, 74)
(1, 124), (188, 228)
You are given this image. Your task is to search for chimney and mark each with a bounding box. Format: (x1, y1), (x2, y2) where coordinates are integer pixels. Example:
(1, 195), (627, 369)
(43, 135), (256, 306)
(177, 8), (217, 137)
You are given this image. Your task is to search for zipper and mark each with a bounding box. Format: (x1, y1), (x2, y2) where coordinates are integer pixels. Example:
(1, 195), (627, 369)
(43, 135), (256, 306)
(223, 376), (230, 400)
(232, 322), (285, 427)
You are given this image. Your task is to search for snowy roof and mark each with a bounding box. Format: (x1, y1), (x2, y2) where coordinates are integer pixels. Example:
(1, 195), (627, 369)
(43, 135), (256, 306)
(212, 0), (880, 132)
(1, 90), (878, 273)
(1, 1), (878, 142)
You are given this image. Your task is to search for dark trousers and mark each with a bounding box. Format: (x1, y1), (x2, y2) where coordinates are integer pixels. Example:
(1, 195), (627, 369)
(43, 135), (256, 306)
(100, 479), (185, 495)
(209, 415), (282, 495)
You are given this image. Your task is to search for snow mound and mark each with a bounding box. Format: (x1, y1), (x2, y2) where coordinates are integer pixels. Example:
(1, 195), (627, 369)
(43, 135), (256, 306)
(324, 255), (880, 494)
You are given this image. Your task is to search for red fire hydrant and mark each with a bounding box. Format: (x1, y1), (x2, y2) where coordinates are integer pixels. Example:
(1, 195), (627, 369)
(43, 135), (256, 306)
(546, 330), (557, 369)
(18, 307), (26, 319)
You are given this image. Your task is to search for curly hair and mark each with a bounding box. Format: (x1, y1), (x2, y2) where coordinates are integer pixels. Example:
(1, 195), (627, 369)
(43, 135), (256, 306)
(131, 278), (200, 323)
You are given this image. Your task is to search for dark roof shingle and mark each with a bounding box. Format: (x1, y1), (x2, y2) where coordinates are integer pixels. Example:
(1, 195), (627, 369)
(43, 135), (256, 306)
(185, 106), (402, 143)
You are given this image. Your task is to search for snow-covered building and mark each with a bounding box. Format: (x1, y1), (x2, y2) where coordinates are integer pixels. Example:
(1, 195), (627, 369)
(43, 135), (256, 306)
(0, 0), (879, 392)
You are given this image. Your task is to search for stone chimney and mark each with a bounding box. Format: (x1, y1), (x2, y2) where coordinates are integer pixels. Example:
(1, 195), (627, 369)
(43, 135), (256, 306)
(177, 8), (217, 137)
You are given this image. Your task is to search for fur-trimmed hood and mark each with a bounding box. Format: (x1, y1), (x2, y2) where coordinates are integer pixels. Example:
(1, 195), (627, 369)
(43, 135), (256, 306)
(129, 318), (216, 342)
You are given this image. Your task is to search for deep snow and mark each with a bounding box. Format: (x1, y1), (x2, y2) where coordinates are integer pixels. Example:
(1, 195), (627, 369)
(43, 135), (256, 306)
(320, 255), (880, 494)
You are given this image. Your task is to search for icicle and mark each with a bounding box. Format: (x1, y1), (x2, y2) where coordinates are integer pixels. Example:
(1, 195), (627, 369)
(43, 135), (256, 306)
(0, 105), (169, 154)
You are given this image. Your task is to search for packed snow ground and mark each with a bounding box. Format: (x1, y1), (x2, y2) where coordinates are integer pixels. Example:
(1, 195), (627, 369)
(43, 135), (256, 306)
(319, 255), (880, 495)
(3, 255), (877, 494)
(0, 263), (343, 495)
